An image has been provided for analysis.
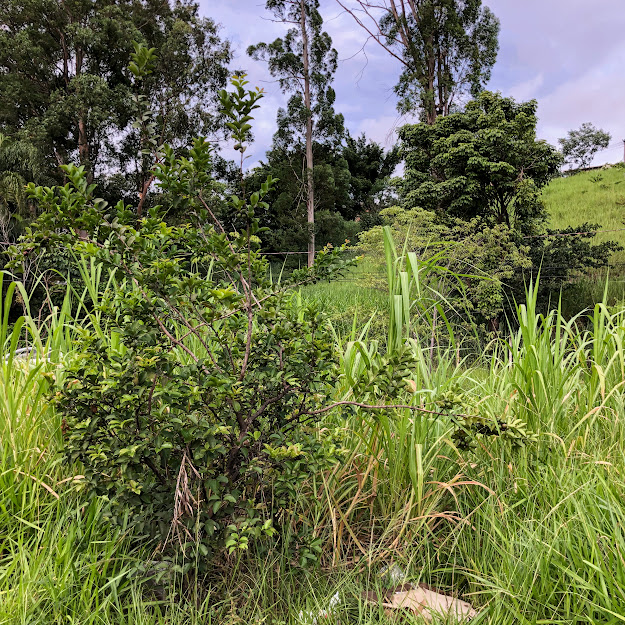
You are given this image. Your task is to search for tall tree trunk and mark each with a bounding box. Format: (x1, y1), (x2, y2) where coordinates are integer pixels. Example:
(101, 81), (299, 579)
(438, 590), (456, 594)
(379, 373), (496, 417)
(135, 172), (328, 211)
(425, 34), (437, 125)
(75, 46), (92, 184)
(300, 0), (315, 267)
(77, 115), (91, 180)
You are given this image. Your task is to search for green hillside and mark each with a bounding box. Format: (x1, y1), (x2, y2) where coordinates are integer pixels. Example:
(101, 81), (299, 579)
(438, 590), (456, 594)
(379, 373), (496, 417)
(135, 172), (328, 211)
(543, 165), (625, 265)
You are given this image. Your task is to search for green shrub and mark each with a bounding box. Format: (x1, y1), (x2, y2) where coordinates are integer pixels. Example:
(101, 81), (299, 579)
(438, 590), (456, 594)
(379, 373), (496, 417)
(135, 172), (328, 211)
(357, 205), (531, 333)
(10, 75), (353, 569)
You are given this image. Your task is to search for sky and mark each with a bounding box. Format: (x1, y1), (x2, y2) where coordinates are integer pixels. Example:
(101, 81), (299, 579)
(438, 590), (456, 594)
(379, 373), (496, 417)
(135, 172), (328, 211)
(201, 0), (625, 167)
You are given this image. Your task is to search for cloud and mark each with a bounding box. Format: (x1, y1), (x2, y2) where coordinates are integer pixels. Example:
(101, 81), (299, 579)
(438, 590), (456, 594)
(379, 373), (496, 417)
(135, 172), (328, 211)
(484, 0), (625, 164)
(534, 43), (625, 164)
(488, 0), (625, 94)
(508, 73), (544, 102)
(356, 115), (402, 147)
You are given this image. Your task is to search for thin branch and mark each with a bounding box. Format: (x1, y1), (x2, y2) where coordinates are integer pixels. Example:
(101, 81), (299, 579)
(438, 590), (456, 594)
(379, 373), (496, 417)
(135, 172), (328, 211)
(299, 400), (468, 418)
(245, 385), (294, 429)
(335, 0), (407, 66)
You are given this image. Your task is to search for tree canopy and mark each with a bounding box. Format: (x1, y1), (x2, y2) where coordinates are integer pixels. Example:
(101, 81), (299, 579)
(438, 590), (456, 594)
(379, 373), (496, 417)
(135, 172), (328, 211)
(400, 91), (562, 232)
(559, 123), (612, 170)
(246, 134), (399, 255)
(0, 0), (231, 185)
(337, 0), (500, 124)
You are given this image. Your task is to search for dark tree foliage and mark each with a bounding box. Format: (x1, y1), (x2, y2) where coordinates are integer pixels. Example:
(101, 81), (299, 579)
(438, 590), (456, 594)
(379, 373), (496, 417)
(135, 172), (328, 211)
(0, 0), (231, 185)
(0, 133), (47, 235)
(525, 225), (621, 301)
(400, 91), (562, 234)
(0, 0), (232, 311)
(246, 136), (400, 256)
(248, 144), (353, 255)
(343, 135), (401, 221)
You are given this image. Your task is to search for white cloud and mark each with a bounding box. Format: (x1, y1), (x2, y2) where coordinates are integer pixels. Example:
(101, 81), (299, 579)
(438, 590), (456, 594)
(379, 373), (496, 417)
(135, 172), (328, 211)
(487, 0), (625, 77)
(534, 41), (625, 164)
(508, 73), (544, 102)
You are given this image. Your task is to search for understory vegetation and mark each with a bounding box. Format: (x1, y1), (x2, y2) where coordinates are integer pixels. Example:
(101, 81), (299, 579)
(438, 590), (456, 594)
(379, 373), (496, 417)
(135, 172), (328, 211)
(2, 1), (625, 624)
(3, 236), (625, 623)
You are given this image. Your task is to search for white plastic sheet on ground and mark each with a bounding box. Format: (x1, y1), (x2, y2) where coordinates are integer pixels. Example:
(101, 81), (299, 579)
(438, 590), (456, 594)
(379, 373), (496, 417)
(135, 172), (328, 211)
(364, 583), (477, 622)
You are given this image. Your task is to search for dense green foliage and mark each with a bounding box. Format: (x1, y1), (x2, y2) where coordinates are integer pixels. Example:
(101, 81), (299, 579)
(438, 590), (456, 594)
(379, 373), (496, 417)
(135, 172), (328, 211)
(0, 0), (231, 186)
(11, 77), (355, 566)
(3, 3), (625, 624)
(248, 135), (400, 254)
(383, 91), (619, 324)
(0, 132), (46, 241)
(4, 253), (625, 622)
(358, 205), (532, 328)
(0, 0), (233, 308)
(400, 91), (561, 230)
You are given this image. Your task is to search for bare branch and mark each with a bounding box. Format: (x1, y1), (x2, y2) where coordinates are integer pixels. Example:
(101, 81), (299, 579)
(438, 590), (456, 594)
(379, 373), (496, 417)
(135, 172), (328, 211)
(335, 0), (408, 67)
(298, 400), (469, 418)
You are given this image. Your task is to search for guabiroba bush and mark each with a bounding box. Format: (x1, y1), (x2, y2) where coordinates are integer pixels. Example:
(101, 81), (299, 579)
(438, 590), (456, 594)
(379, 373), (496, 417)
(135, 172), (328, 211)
(10, 75), (354, 569)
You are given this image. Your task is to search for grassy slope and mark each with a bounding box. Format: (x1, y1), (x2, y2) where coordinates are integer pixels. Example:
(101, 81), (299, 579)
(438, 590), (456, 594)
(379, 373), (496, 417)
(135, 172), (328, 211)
(543, 165), (625, 264)
(542, 165), (625, 310)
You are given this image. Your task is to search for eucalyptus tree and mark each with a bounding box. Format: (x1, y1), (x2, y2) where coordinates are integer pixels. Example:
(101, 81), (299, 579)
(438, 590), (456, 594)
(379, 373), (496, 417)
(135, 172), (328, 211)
(249, 0), (342, 266)
(336, 0), (500, 124)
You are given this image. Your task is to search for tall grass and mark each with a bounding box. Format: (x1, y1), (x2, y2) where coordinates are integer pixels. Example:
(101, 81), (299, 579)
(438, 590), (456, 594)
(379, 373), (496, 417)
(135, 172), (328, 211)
(307, 229), (625, 622)
(3, 232), (625, 623)
(315, 229), (481, 567)
(0, 269), (149, 624)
